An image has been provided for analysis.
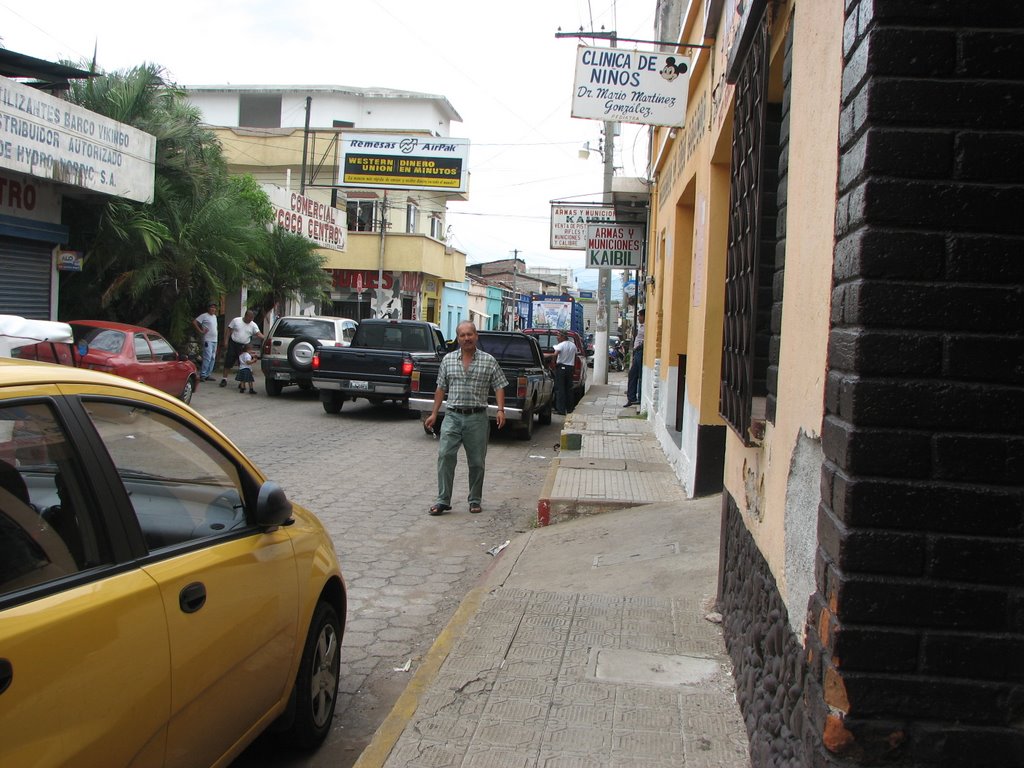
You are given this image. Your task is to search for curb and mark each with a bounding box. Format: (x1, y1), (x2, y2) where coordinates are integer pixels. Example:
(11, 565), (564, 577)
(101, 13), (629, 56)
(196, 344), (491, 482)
(350, 532), (531, 768)
(536, 456), (561, 527)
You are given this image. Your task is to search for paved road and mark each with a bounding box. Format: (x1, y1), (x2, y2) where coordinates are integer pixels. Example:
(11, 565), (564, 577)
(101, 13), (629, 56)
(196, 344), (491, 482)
(190, 374), (562, 767)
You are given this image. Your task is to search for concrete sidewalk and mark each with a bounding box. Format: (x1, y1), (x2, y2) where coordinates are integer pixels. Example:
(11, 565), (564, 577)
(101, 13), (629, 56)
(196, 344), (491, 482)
(354, 380), (751, 768)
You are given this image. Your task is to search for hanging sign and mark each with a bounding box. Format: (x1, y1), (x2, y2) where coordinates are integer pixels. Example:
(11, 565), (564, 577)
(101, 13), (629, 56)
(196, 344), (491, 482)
(571, 46), (690, 127)
(586, 223), (644, 269)
(550, 204), (617, 250)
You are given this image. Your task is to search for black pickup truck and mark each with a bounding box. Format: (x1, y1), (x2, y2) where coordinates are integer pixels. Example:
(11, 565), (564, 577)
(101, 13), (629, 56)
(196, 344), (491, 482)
(409, 331), (556, 440)
(311, 319), (448, 413)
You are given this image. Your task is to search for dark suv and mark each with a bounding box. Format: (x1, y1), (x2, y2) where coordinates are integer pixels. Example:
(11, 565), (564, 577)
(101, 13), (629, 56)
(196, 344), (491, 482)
(520, 329), (590, 406)
(261, 316), (357, 396)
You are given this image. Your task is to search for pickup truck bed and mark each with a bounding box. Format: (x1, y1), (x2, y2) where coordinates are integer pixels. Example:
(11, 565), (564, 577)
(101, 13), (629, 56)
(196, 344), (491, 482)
(409, 331), (555, 440)
(311, 320), (447, 413)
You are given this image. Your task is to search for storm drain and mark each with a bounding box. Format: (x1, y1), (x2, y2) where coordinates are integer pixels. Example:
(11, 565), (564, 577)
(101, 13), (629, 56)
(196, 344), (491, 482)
(587, 648), (720, 688)
(592, 542), (680, 568)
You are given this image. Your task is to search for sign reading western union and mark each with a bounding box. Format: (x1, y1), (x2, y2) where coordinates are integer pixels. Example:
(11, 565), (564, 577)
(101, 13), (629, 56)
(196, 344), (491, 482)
(586, 223), (644, 269)
(339, 133), (469, 192)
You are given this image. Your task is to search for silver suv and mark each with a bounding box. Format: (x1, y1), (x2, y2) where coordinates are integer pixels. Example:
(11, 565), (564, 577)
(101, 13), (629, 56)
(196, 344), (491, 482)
(260, 316), (357, 396)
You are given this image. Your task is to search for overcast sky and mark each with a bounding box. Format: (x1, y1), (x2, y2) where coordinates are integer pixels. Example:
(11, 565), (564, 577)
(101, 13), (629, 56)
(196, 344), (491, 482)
(1, 0), (653, 288)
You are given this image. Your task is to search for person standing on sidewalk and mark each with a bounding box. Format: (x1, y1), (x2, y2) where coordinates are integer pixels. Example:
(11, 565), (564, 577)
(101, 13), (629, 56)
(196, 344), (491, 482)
(625, 307), (645, 406)
(219, 309), (264, 387)
(424, 321), (508, 516)
(545, 330), (577, 415)
(191, 302), (219, 382)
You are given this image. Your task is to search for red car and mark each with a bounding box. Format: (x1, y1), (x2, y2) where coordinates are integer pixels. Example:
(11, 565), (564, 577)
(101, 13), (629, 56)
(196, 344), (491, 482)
(520, 329), (590, 406)
(70, 320), (200, 403)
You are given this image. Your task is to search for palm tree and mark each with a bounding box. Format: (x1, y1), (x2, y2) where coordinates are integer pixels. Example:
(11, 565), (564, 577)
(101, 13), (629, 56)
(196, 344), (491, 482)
(59, 64), (258, 345)
(248, 227), (332, 321)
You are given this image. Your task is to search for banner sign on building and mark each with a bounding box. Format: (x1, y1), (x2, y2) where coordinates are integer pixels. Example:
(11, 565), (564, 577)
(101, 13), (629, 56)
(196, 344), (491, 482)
(0, 75), (156, 203)
(338, 133), (469, 192)
(550, 204), (617, 250)
(586, 223), (644, 269)
(263, 184), (346, 251)
(571, 46), (690, 127)
(56, 249), (83, 272)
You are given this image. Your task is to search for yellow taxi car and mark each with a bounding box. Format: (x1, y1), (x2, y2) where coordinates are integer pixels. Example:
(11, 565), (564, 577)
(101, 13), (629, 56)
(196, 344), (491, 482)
(0, 358), (346, 767)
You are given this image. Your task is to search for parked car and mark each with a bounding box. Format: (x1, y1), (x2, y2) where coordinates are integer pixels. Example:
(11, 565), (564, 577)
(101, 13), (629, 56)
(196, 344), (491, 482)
(261, 315), (359, 397)
(69, 320), (200, 404)
(520, 328), (590, 406)
(0, 358), (347, 767)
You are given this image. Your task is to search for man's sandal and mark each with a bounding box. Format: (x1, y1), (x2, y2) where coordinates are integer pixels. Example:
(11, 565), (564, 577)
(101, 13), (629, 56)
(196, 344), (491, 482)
(469, 503), (482, 514)
(429, 503), (451, 516)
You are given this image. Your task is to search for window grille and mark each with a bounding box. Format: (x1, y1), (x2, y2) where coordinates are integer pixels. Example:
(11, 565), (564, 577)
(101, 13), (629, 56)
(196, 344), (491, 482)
(720, 14), (775, 444)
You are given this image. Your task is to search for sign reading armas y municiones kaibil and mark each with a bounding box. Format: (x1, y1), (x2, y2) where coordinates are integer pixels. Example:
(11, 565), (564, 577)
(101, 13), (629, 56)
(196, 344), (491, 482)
(572, 46), (690, 128)
(550, 204), (617, 250)
(338, 133), (469, 193)
(586, 223), (644, 269)
(0, 75), (156, 203)
(263, 184), (347, 252)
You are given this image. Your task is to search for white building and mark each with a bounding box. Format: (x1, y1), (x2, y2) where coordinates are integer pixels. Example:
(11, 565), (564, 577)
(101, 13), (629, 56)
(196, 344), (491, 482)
(184, 84), (469, 323)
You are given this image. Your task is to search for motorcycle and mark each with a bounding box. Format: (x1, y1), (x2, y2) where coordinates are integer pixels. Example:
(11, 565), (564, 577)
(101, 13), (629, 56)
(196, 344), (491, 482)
(607, 342), (625, 372)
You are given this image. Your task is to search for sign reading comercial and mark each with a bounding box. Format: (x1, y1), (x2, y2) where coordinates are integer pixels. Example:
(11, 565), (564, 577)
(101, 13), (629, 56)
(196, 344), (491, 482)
(550, 204), (617, 250)
(586, 223), (644, 270)
(263, 184), (346, 252)
(338, 133), (469, 193)
(0, 75), (156, 203)
(571, 46), (690, 128)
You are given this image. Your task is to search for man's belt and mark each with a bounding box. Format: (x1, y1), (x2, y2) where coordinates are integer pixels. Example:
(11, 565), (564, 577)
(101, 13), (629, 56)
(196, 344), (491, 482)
(449, 406), (486, 414)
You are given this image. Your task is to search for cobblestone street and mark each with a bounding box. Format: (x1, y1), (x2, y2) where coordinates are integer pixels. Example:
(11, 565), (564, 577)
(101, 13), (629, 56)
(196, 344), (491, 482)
(190, 375), (562, 767)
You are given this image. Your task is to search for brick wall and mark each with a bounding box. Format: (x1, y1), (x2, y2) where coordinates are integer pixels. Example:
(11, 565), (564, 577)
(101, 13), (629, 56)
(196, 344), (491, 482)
(810, 1), (1024, 765)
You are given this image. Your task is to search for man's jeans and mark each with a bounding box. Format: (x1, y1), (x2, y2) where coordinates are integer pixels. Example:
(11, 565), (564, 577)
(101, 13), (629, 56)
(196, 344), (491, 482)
(200, 341), (217, 379)
(626, 345), (643, 402)
(436, 410), (490, 506)
(555, 364), (574, 413)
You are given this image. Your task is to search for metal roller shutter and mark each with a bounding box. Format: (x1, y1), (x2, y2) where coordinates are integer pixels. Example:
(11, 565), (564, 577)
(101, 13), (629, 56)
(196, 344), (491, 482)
(0, 239), (52, 319)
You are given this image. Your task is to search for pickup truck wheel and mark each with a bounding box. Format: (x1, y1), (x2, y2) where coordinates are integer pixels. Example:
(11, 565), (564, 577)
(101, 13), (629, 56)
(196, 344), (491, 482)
(266, 379), (284, 397)
(288, 336), (321, 372)
(322, 395), (344, 414)
(518, 411), (535, 440)
(538, 405), (553, 426)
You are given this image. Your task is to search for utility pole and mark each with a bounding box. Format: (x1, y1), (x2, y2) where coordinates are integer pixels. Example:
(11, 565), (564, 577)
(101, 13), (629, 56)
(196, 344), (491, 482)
(376, 190), (388, 317)
(300, 97), (312, 195)
(510, 249), (520, 330)
(593, 39), (617, 386)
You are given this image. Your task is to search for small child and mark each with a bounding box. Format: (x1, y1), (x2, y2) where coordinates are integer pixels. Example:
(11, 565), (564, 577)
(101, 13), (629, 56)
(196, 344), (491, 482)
(235, 343), (256, 394)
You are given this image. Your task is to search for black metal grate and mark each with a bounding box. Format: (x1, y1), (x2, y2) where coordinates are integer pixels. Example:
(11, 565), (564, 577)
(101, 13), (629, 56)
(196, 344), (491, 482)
(720, 14), (771, 444)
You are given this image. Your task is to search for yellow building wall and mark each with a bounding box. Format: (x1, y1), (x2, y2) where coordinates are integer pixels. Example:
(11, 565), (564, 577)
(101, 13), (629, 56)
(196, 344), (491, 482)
(721, 4), (844, 584)
(649, 26), (728, 430)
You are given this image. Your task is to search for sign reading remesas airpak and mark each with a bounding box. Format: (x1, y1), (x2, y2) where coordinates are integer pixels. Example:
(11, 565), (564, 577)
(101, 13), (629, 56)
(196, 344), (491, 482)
(338, 133), (469, 192)
(572, 46), (690, 128)
(550, 204), (617, 250)
(586, 223), (644, 269)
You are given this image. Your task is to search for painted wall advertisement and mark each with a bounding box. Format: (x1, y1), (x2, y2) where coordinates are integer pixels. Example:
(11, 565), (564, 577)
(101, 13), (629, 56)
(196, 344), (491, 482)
(571, 46), (689, 127)
(263, 184), (346, 251)
(0, 75), (155, 203)
(550, 204), (617, 250)
(338, 133), (470, 192)
(331, 269), (423, 319)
